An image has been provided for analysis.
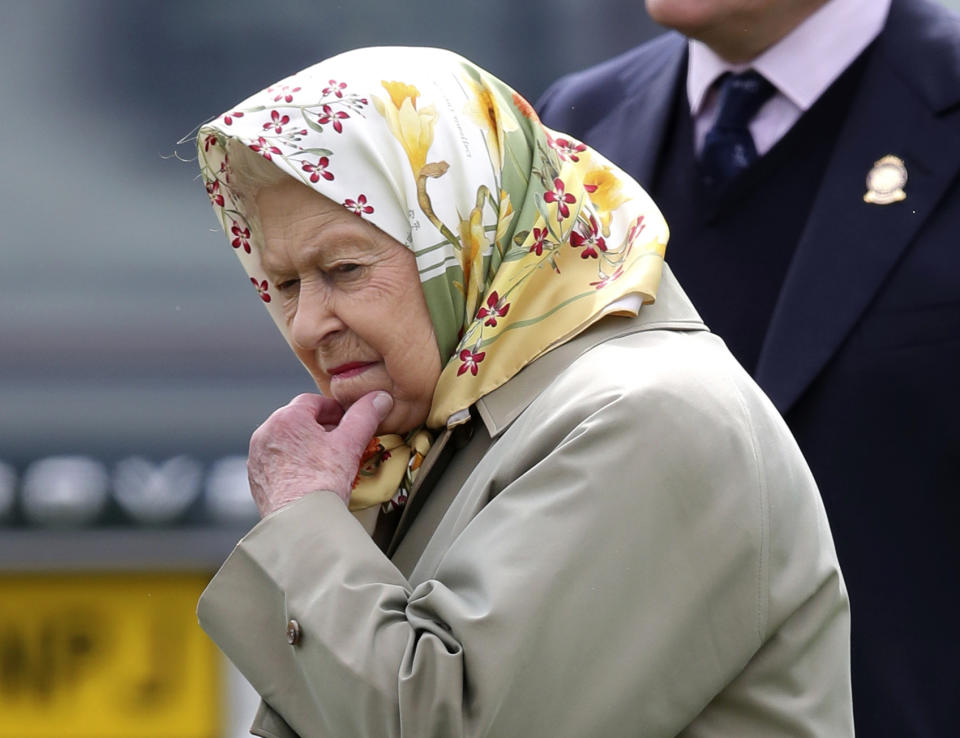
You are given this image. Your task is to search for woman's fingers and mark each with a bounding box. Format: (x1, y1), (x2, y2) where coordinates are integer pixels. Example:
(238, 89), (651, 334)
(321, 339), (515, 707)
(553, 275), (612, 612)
(286, 392), (324, 409)
(246, 392), (394, 517)
(284, 393), (344, 428)
(315, 398), (346, 427)
(336, 392), (394, 456)
(281, 391), (391, 446)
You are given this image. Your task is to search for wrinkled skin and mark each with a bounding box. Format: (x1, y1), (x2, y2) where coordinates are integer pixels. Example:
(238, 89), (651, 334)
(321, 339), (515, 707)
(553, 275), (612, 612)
(248, 392), (393, 516)
(247, 179), (441, 516)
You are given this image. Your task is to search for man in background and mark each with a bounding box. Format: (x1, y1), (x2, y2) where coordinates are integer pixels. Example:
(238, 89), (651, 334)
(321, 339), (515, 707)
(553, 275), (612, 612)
(537, 0), (960, 734)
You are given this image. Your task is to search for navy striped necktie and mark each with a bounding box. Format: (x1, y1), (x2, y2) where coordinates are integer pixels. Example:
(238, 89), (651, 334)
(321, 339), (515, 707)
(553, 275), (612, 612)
(700, 70), (776, 188)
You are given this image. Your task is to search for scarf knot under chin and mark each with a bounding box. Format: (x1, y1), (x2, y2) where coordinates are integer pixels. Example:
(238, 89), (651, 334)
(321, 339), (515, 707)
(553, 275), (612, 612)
(350, 430), (431, 520)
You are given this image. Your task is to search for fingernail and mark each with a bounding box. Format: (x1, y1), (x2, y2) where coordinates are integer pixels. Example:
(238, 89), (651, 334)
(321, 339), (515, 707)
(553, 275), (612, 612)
(372, 392), (393, 417)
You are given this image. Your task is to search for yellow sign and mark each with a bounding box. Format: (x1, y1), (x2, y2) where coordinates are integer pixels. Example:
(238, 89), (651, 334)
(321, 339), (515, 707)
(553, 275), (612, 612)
(0, 573), (220, 738)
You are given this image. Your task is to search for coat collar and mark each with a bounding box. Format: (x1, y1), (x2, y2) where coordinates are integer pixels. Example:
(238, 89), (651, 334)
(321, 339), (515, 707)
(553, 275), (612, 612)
(388, 266), (705, 555)
(755, 0), (960, 412)
(388, 267), (705, 556)
(475, 265), (706, 438)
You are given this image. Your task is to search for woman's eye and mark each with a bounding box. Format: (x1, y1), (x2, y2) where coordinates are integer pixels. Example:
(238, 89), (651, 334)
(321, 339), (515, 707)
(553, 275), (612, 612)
(331, 263), (361, 276)
(276, 278), (300, 292)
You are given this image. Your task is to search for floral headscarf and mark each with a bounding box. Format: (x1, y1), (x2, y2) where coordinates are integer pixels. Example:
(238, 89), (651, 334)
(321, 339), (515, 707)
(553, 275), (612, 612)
(197, 47), (667, 525)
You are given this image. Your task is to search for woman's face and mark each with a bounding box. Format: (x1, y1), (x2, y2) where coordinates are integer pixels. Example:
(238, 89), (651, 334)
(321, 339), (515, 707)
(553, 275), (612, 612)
(256, 178), (442, 434)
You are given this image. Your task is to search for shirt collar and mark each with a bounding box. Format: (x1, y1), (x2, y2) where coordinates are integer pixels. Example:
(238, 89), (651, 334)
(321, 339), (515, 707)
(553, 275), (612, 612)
(687, 0), (891, 114)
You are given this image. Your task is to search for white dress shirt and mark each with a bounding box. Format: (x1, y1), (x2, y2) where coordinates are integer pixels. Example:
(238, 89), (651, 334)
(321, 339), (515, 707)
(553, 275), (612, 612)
(688, 0), (891, 155)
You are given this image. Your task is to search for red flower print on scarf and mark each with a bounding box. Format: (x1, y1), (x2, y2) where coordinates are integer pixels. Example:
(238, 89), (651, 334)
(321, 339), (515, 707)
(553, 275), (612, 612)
(203, 134), (218, 152)
(222, 111), (244, 126)
(250, 137), (282, 160)
(570, 214), (607, 259)
(302, 157), (334, 182)
(272, 85), (301, 103)
(476, 291), (510, 327)
(317, 104), (349, 133)
(549, 135), (587, 163)
(251, 278), (271, 302)
(343, 194), (374, 216)
(544, 177), (576, 222)
(205, 179), (225, 207)
(323, 80), (348, 98)
(529, 226), (551, 256)
(230, 222), (251, 253)
(263, 110), (291, 134)
(457, 348), (486, 376)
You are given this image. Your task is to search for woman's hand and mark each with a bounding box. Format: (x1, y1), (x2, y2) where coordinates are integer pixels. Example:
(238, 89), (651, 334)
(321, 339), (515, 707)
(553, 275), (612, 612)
(247, 391), (394, 517)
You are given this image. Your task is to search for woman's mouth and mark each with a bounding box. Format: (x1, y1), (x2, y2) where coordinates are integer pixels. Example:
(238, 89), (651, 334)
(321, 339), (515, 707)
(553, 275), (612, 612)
(327, 361), (377, 379)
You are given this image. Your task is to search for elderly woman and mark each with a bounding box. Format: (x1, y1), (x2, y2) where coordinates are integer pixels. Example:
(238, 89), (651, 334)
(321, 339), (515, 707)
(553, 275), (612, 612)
(195, 47), (852, 738)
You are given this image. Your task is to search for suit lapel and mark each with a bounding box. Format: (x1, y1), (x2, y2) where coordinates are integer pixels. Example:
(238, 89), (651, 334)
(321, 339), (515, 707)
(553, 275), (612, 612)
(584, 34), (687, 188)
(755, 2), (960, 413)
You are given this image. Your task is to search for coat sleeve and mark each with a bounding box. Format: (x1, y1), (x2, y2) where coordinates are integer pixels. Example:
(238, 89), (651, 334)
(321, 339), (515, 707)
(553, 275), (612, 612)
(197, 333), (851, 738)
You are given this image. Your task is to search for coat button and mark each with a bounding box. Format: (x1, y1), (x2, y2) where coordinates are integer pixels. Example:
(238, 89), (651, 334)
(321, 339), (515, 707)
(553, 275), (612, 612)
(286, 619), (301, 646)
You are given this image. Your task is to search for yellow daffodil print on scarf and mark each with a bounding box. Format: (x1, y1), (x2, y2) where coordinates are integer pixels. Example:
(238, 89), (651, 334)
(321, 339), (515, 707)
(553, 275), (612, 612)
(372, 80), (438, 177)
(456, 188), (491, 319)
(462, 74), (519, 169)
(195, 46), (667, 520)
(582, 161), (631, 235)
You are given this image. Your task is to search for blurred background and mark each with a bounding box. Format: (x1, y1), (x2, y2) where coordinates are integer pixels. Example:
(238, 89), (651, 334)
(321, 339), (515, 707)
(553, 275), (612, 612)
(2, 1), (958, 736)
(0, 2), (663, 736)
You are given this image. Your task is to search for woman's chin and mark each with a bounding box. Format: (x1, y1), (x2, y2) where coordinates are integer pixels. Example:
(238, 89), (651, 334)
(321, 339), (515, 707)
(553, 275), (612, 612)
(377, 415), (410, 437)
(379, 403), (430, 437)
(321, 367), (430, 435)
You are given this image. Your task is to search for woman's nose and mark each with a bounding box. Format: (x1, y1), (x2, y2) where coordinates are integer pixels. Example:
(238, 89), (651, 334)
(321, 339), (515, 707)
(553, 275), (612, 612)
(289, 283), (344, 349)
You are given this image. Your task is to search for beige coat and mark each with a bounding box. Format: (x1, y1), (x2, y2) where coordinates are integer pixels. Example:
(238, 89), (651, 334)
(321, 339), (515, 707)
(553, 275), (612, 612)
(198, 267), (854, 737)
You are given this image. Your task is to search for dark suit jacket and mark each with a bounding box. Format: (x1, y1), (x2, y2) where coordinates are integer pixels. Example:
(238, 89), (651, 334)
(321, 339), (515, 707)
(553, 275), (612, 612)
(538, 1), (960, 735)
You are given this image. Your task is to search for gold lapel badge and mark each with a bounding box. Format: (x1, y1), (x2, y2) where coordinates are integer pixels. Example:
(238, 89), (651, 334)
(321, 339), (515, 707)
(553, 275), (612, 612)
(864, 155), (907, 205)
